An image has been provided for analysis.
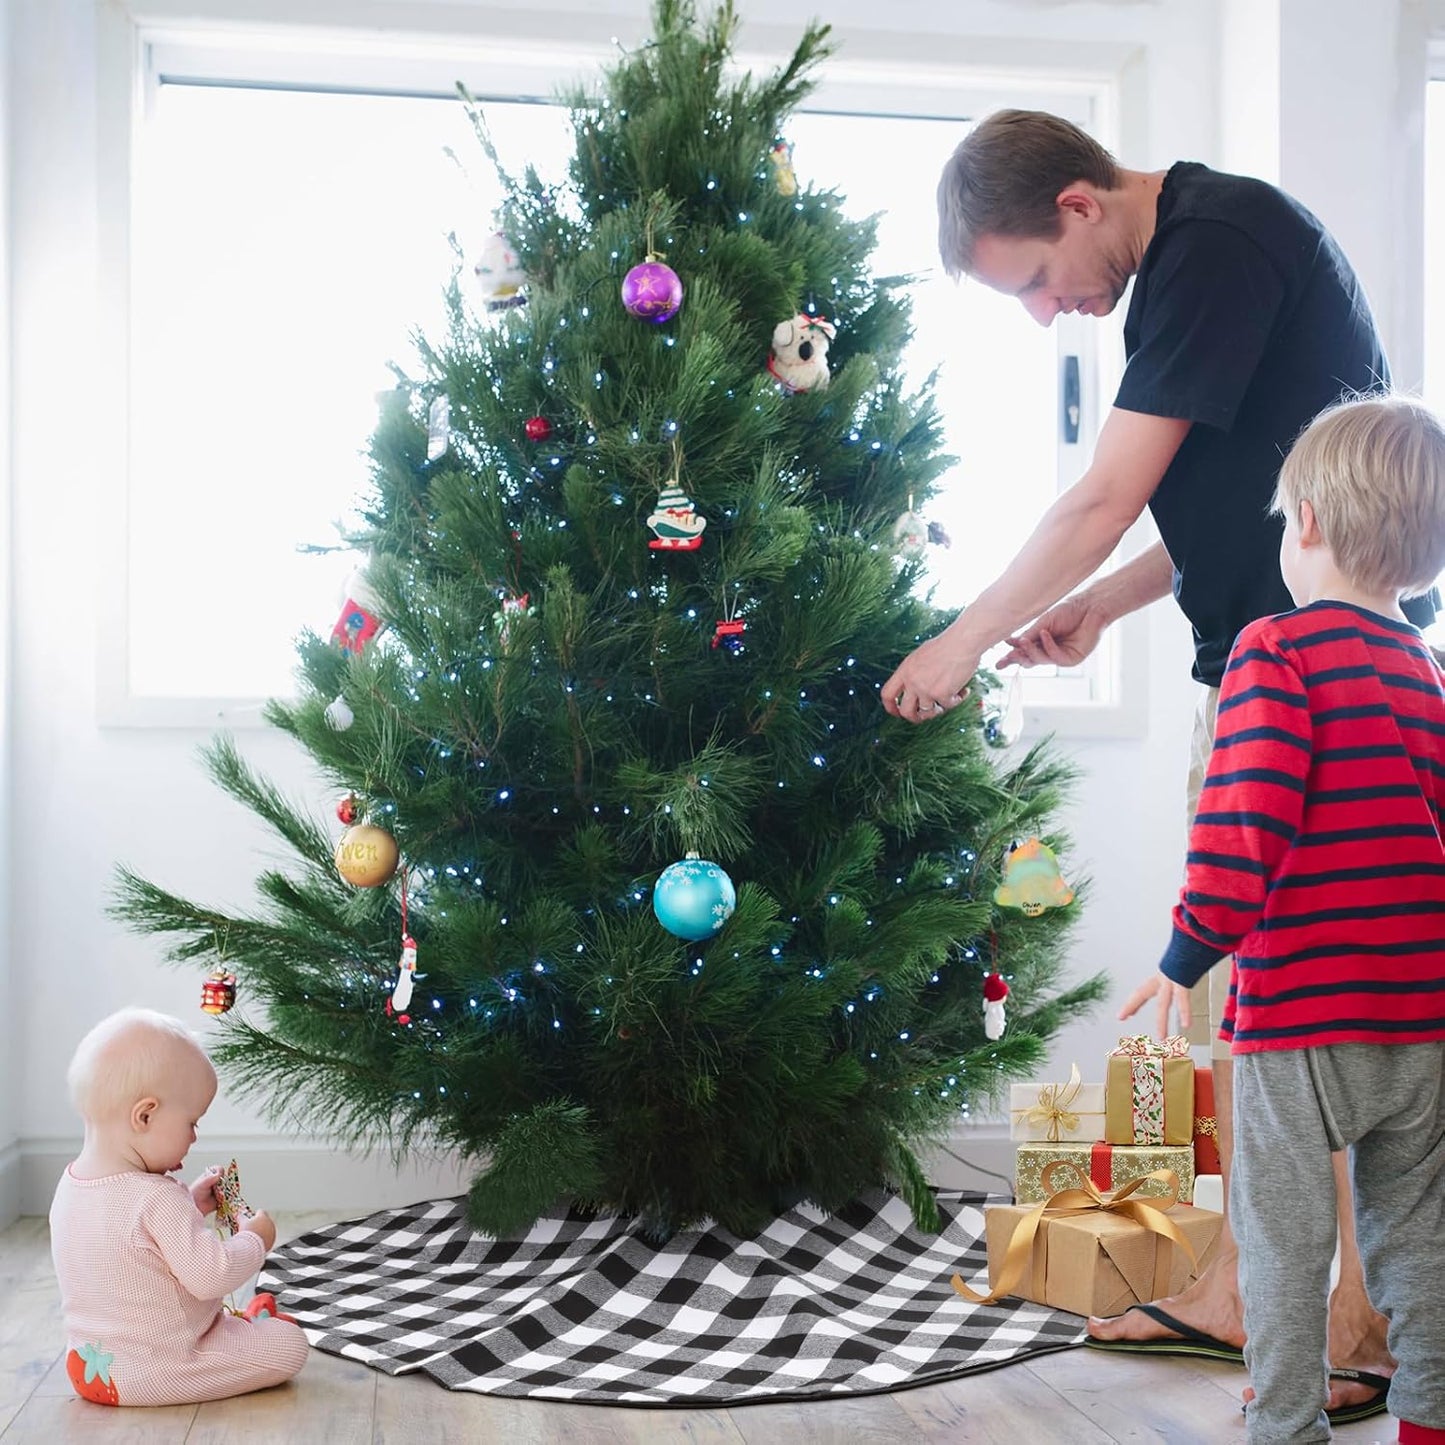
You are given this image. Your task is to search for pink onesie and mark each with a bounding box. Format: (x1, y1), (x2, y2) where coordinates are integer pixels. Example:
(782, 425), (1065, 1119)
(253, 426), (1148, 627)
(48, 1167), (308, 1406)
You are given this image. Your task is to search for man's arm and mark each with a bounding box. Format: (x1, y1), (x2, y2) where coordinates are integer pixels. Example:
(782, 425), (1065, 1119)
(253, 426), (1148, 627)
(997, 542), (1175, 669)
(881, 408), (1190, 720)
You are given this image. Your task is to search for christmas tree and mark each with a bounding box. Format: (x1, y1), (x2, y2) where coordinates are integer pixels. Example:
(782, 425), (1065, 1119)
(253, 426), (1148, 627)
(116, 0), (1105, 1238)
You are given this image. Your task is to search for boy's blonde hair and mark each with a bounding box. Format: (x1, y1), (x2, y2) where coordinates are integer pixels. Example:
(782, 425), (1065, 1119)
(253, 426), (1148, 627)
(1274, 393), (1445, 597)
(67, 1007), (213, 1122)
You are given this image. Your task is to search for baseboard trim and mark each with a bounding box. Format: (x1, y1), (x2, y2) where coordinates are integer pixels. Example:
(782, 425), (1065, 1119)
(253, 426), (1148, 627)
(17, 1135), (474, 1218)
(11, 1126), (1016, 1219)
(0, 1142), (20, 1230)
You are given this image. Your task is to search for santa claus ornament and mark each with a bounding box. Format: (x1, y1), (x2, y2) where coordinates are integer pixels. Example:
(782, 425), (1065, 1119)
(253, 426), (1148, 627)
(982, 971), (1010, 1040)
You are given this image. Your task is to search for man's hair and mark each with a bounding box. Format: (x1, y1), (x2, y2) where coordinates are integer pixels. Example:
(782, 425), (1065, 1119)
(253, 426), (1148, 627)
(67, 1007), (212, 1122)
(1274, 393), (1445, 597)
(937, 109), (1123, 278)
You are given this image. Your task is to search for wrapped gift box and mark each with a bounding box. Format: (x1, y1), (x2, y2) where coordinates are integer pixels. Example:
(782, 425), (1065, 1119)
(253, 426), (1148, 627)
(1009, 1063), (1106, 1143)
(1193, 1066), (1221, 1175)
(1105, 1035), (1195, 1147)
(978, 1197), (1223, 1319)
(1016, 1140), (1195, 1204)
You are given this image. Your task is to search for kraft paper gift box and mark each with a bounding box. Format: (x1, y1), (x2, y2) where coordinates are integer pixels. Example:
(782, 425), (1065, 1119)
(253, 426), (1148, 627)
(955, 1169), (1223, 1319)
(1105, 1034), (1196, 1147)
(1009, 1063), (1107, 1143)
(1193, 1065), (1221, 1175)
(1015, 1140), (1196, 1204)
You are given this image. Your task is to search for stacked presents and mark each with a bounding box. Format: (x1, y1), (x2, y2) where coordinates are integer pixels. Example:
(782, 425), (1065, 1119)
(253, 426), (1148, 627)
(956, 1037), (1224, 1317)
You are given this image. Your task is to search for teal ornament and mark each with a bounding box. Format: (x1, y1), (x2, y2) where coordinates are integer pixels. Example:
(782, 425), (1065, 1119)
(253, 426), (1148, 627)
(653, 853), (736, 940)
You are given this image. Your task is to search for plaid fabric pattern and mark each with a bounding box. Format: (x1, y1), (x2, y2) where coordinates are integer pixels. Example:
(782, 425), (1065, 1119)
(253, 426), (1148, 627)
(260, 1189), (1084, 1403)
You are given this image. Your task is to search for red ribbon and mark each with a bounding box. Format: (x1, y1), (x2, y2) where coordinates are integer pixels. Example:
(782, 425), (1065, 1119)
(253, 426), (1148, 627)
(1091, 1141), (1113, 1192)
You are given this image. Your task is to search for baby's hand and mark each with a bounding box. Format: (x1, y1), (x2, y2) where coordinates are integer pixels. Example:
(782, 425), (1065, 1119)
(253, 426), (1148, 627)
(1118, 972), (1193, 1041)
(240, 1209), (277, 1253)
(189, 1167), (222, 1215)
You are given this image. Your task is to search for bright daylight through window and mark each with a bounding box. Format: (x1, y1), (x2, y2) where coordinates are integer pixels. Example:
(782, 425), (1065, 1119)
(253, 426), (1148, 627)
(128, 80), (1091, 704)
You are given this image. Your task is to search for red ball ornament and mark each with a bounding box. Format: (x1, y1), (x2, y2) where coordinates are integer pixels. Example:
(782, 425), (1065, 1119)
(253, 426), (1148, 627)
(524, 415), (552, 442)
(337, 794), (358, 825)
(621, 258), (683, 323)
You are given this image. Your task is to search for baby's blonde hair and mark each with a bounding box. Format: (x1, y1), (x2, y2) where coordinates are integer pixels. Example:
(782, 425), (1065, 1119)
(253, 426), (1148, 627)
(1274, 393), (1445, 597)
(67, 1007), (214, 1123)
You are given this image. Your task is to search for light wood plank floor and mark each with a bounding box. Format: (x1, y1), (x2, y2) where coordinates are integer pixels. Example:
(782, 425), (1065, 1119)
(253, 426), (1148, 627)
(0, 1212), (1394, 1444)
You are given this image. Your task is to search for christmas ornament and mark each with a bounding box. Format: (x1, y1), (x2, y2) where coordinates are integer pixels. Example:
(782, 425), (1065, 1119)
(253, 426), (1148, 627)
(982, 971), (1010, 1041)
(928, 520), (952, 548)
(213, 1159), (252, 1236)
(474, 230), (527, 311)
(386, 934), (422, 1024)
(994, 838), (1075, 917)
(653, 853), (737, 941)
(983, 669), (1025, 748)
(331, 567), (384, 657)
(200, 969), (236, 1015)
(324, 695), (354, 732)
(426, 394), (450, 461)
(334, 822), (400, 888)
(647, 481), (706, 550)
(523, 415), (553, 442)
(495, 590), (532, 645)
(621, 255), (683, 323)
(336, 793), (358, 825)
(769, 138), (798, 196)
(767, 313), (835, 393)
(712, 618), (746, 653)
(891, 506), (928, 561)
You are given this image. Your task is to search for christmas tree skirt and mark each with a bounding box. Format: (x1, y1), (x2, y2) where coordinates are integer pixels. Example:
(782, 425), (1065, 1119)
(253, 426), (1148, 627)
(260, 1189), (1084, 1404)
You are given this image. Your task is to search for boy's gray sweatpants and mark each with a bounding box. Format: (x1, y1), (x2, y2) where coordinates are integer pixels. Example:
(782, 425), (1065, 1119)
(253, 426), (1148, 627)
(1232, 1042), (1445, 1443)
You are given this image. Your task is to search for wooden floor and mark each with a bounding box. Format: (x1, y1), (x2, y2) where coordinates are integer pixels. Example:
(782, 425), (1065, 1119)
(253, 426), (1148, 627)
(0, 1212), (1392, 1444)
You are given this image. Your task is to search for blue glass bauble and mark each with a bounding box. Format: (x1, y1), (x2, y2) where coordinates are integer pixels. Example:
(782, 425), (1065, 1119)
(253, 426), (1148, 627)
(652, 856), (737, 941)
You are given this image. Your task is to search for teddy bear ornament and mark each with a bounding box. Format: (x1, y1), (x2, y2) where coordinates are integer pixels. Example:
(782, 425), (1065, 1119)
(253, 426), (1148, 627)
(767, 313), (837, 393)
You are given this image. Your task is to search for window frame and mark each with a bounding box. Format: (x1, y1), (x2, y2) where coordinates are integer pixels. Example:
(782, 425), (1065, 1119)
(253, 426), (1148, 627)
(95, 3), (1145, 738)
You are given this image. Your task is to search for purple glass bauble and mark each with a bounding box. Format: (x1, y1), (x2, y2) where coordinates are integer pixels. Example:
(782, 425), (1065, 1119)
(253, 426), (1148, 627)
(621, 260), (683, 323)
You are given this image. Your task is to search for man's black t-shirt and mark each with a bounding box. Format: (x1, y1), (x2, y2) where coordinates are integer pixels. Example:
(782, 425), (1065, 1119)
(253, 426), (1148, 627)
(1116, 161), (1436, 685)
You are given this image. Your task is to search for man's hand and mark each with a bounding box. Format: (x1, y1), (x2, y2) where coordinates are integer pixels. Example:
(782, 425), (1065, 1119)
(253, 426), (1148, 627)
(189, 1167), (221, 1216)
(1118, 972), (1193, 1040)
(998, 593), (1108, 670)
(881, 628), (981, 723)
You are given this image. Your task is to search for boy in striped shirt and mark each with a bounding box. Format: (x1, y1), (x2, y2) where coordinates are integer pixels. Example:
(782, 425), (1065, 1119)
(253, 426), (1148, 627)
(1125, 394), (1445, 1445)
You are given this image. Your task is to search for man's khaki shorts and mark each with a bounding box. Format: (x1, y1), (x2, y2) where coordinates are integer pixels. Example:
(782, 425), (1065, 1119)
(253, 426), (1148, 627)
(1184, 685), (1231, 1060)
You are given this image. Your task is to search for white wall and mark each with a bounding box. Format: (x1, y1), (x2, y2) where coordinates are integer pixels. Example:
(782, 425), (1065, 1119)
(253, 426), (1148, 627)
(0, 0), (18, 1230)
(6, 0), (1431, 1215)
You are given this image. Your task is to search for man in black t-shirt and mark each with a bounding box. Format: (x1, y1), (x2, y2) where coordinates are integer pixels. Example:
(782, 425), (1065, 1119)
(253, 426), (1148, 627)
(881, 110), (1414, 1423)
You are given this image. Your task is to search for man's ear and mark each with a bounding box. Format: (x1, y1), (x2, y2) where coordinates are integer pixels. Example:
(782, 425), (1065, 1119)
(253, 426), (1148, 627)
(131, 1097), (159, 1132)
(1056, 184), (1102, 224)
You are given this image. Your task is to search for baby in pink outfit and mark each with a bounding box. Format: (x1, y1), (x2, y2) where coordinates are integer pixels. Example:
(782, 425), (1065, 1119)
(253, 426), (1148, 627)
(48, 1007), (308, 1406)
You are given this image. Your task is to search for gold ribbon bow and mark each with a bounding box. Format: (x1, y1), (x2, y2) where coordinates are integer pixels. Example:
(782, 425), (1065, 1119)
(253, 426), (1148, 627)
(1019, 1062), (1084, 1143)
(1116, 1033), (1190, 1059)
(951, 1165), (1198, 1306)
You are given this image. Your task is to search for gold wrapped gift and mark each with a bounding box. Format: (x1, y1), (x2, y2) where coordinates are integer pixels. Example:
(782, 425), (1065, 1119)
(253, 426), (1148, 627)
(1015, 1141), (1195, 1204)
(955, 1165), (1223, 1318)
(1104, 1034), (1195, 1147)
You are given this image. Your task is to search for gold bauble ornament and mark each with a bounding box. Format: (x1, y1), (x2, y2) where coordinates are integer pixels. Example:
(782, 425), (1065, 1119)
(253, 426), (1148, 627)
(334, 823), (400, 888)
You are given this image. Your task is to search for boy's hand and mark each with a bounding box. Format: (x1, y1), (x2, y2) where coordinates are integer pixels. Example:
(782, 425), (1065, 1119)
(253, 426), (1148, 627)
(1118, 972), (1193, 1040)
(240, 1209), (277, 1253)
(189, 1167), (222, 1215)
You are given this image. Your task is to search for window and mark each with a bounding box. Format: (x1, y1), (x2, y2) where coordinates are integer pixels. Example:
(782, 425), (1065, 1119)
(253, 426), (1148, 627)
(105, 30), (1122, 725)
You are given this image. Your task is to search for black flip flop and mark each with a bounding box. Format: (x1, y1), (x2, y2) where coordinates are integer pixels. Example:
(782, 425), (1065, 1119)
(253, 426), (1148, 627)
(1325, 1369), (1391, 1425)
(1082, 1303), (1246, 1362)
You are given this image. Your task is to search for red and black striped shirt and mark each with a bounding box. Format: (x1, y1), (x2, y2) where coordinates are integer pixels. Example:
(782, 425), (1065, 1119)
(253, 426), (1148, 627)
(1159, 600), (1445, 1052)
